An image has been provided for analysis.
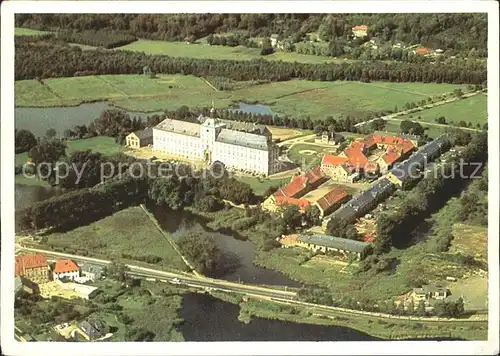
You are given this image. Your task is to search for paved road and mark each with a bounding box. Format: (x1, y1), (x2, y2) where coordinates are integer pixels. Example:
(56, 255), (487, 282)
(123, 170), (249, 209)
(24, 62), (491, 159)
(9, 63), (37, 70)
(16, 246), (296, 300)
(277, 134), (317, 147)
(355, 90), (485, 131)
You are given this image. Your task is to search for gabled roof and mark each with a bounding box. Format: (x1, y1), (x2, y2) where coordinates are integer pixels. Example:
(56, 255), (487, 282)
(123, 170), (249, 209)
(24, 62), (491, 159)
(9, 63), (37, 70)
(275, 195), (311, 211)
(134, 127), (153, 140)
(343, 145), (369, 169)
(304, 166), (326, 186)
(155, 118), (201, 137)
(381, 150), (401, 166)
(315, 187), (350, 212)
(53, 259), (80, 274)
(299, 234), (371, 253)
(216, 129), (270, 151)
(352, 25), (368, 31)
(276, 174), (308, 198)
(321, 154), (348, 167)
(15, 254), (47, 276)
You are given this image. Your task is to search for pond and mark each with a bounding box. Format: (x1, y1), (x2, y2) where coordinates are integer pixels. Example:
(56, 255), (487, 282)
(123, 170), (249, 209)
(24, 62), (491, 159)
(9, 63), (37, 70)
(150, 205), (301, 288)
(14, 102), (165, 138)
(179, 293), (380, 341)
(231, 102), (276, 116)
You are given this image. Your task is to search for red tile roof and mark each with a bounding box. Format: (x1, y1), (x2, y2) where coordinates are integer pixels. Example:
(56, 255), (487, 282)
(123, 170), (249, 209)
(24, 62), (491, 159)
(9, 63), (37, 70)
(305, 166), (326, 186)
(343, 145), (369, 169)
(275, 195), (311, 211)
(15, 253), (48, 276)
(276, 167), (325, 199)
(53, 259), (80, 274)
(321, 154), (348, 167)
(315, 188), (350, 212)
(352, 25), (368, 31)
(381, 150), (401, 166)
(415, 47), (429, 54)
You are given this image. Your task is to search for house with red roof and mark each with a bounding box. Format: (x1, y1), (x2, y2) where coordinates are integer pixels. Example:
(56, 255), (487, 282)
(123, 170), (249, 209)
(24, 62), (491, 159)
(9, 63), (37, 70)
(263, 167), (327, 212)
(15, 253), (50, 284)
(320, 154), (358, 182)
(53, 259), (80, 281)
(415, 47), (429, 55)
(352, 25), (368, 38)
(314, 187), (351, 218)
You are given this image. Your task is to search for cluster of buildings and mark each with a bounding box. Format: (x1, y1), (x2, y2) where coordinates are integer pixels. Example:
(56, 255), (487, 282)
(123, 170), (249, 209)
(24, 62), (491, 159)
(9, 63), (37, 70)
(127, 104), (280, 176)
(320, 132), (419, 183)
(262, 167), (351, 218)
(14, 253), (104, 298)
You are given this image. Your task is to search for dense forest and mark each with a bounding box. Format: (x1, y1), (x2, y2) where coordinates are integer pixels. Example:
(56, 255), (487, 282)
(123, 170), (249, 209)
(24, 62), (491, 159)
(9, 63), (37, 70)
(15, 13), (487, 55)
(15, 42), (486, 84)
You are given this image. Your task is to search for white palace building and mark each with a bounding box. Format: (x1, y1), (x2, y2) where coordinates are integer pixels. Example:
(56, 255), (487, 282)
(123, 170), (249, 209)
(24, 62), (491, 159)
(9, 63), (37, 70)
(152, 105), (280, 175)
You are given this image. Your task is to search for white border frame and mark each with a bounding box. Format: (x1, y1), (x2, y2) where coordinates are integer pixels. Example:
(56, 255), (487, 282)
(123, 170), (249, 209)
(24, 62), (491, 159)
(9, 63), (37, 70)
(1, 2), (499, 355)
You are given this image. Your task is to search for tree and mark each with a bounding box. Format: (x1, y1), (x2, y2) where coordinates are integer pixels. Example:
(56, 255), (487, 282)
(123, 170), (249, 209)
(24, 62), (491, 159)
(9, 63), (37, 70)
(105, 262), (130, 282)
(435, 116), (447, 124)
(314, 125), (324, 136)
(15, 129), (37, 154)
(177, 231), (220, 275)
(125, 327), (155, 341)
(325, 217), (358, 240)
(303, 205), (321, 227)
(45, 128), (57, 138)
(370, 118), (386, 131)
(453, 88), (464, 98)
(282, 205), (302, 231)
(28, 138), (67, 183)
(416, 300), (426, 316)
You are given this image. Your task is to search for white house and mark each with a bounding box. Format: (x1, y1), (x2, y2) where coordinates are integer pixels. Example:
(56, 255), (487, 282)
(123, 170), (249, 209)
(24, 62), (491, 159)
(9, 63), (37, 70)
(52, 259), (80, 281)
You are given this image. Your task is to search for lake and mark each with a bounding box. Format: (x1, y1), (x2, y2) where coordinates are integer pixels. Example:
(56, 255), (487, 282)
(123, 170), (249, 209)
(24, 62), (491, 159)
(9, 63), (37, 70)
(14, 102), (165, 138)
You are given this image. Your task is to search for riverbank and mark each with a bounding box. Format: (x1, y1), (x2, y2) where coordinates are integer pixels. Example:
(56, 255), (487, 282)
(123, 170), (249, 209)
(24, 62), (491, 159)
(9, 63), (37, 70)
(210, 291), (485, 340)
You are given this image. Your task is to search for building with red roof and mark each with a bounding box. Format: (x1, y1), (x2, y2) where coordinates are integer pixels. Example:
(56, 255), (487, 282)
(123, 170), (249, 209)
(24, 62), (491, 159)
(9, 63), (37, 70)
(352, 25), (368, 38)
(415, 47), (429, 55)
(314, 187), (351, 217)
(53, 259), (80, 281)
(275, 195), (311, 211)
(15, 253), (49, 284)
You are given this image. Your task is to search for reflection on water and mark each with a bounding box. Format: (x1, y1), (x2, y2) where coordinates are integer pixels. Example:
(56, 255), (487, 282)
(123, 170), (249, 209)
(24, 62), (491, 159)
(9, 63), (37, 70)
(15, 102), (164, 138)
(150, 204), (300, 287)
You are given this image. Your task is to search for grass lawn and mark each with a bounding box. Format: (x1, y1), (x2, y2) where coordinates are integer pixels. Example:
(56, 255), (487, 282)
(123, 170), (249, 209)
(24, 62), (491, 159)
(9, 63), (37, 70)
(396, 94), (488, 126)
(16, 74), (467, 121)
(449, 223), (487, 264)
(15, 27), (51, 36)
(39, 206), (187, 272)
(382, 120), (447, 139)
(286, 143), (335, 167)
(234, 176), (290, 196)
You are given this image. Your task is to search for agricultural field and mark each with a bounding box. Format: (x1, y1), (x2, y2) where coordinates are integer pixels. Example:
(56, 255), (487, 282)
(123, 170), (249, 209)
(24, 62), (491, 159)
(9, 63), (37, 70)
(16, 74), (469, 122)
(396, 94), (488, 126)
(15, 27), (51, 36)
(37, 206), (187, 272)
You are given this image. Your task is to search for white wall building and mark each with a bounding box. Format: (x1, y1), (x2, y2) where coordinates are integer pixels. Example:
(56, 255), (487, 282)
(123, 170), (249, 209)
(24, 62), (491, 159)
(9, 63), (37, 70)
(52, 259), (80, 281)
(152, 107), (280, 175)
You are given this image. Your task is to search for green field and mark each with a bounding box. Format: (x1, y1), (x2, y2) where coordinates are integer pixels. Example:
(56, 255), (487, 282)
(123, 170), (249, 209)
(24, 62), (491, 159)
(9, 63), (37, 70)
(397, 94), (488, 126)
(382, 120), (447, 138)
(16, 74), (469, 120)
(15, 27), (51, 36)
(38, 206), (187, 271)
(15, 136), (125, 164)
(116, 39), (335, 64)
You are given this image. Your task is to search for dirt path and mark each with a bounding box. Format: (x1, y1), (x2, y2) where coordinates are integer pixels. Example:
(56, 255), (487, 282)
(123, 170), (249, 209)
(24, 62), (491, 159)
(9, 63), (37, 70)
(200, 77), (219, 92)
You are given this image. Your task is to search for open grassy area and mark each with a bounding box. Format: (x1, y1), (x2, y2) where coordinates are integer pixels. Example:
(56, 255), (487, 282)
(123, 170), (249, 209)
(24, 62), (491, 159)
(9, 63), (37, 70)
(234, 175), (290, 196)
(38, 206), (187, 272)
(15, 27), (51, 36)
(286, 143), (335, 167)
(397, 94), (488, 126)
(382, 120), (447, 138)
(16, 74), (468, 121)
(116, 39), (336, 64)
(450, 223), (487, 263)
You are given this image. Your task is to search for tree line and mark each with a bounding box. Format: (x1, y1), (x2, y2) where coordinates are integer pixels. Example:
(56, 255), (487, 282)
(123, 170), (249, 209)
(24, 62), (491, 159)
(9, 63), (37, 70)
(56, 29), (137, 49)
(15, 14), (487, 55)
(15, 41), (486, 84)
(374, 131), (487, 255)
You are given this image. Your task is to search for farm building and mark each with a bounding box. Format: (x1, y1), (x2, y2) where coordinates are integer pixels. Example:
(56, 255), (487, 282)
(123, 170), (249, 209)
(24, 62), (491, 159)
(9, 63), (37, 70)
(125, 127), (153, 148)
(323, 177), (395, 226)
(15, 253), (50, 284)
(297, 234), (372, 261)
(386, 135), (449, 189)
(352, 25), (368, 38)
(412, 285), (449, 303)
(53, 259), (80, 281)
(314, 187), (351, 218)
